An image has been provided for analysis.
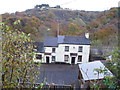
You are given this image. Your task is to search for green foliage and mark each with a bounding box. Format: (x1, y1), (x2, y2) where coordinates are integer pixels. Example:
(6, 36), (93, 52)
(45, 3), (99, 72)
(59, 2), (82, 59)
(102, 50), (120, 89)
(106, 50), (120, 78)
(63, 23), (82, 36)
(103, 76), (116, 89)
(94, 67), (108, 76)
(39, 15), (47, 21)
(13, 20), (21, 25)
(1, 23), (40, 88)
(35, 78), (46, 89)
(90, 49), (120, 89)
(89, 67), (109, 89)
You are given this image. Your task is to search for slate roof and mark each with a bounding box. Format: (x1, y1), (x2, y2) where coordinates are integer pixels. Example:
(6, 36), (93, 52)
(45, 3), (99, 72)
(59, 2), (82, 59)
(44, 35), (90, 47)
(33, 42), (44, 53)
(58, 35), (90, 45)
(44, 37), (58, 47)
(34, 35), (90, 52)
(36, 64), (80, 88)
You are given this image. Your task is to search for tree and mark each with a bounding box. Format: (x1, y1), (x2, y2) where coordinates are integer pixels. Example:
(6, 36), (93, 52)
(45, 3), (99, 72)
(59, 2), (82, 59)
(104, 50), (120, 89)
(91, 50), (120, 89)
(1, 22), (40, 88)
(63, 23), (82, 36)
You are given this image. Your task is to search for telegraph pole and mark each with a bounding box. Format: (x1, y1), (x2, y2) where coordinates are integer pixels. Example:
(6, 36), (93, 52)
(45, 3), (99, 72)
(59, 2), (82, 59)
(57, 19), (60, 36)
(57, 22), (59, 36)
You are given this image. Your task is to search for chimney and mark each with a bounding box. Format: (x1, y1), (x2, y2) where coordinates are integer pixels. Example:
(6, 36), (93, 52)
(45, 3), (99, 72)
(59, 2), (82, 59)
(85, 33), (89, 39)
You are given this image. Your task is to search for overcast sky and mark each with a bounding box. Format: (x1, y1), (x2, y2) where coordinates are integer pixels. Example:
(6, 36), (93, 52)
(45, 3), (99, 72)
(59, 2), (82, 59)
(0, 0), (119, 14)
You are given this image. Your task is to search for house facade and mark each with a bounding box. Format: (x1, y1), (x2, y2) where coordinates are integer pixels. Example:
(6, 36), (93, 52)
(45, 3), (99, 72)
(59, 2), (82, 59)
(33, 34), (90, 64)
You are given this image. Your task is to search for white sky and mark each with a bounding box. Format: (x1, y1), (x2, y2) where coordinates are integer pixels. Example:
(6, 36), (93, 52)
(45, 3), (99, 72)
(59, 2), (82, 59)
(0, 0), (119, 14)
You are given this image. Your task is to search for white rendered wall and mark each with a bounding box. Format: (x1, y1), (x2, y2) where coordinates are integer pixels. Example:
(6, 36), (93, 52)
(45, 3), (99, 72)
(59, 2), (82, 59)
(56, 44), (90, 64)
(44, 47), (58, 63)
(33, 44), (90, 64)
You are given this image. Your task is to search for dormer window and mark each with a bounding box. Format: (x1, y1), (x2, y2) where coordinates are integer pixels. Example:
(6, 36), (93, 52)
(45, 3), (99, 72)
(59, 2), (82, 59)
(65, 46), (69, 52)
(78, 46), (83, 52)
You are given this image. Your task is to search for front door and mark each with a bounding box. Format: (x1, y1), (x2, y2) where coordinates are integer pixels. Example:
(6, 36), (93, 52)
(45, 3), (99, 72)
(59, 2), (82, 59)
(46, 56), (50, 63)
(71, 57), (76, 64)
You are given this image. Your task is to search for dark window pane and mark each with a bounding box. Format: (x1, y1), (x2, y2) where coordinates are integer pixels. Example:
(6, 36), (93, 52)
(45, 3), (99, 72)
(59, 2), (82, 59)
(64, 55), (69, 61)
(65, 46), (69, 51)
(36, 54), (42, 59)
(78, 46), (83, 52)
(52, 48), (56, 53)
(52, 56), (55, 61)
(78, 55), (82, 62)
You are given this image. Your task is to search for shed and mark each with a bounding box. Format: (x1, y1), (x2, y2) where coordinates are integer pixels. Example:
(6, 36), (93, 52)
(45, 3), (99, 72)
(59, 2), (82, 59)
(78, 61), (113, 81)
(78, 61), (113, 88)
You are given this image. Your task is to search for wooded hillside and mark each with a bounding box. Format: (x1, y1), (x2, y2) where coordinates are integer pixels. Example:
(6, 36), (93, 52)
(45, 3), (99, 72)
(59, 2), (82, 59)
(2, 5), (118, 47)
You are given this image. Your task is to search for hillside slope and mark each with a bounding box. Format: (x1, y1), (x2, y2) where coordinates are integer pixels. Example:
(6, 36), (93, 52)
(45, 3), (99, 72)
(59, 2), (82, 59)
(2, 6), (118, 47)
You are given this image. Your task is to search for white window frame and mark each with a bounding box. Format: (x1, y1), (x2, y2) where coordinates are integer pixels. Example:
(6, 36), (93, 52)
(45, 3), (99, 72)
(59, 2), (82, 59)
(52, 56), (56, 61)
(64, 55), (69, 62)
(78, 55), (82, 62)
(78, 46), (83, 52)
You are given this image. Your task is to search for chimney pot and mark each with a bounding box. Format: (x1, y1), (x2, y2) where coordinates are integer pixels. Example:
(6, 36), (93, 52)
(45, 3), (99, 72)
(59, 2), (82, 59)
(85, 33), (89, 39)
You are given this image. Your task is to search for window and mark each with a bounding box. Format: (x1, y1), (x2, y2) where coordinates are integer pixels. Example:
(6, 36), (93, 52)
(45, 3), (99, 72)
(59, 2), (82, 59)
(26, 54), (33, 59)
(36, 54), (42, 59)
(78, 55), (82, 62)
(52, 56), (56, 61)
(52, 48), (56, 53)
(64, 55), (69, 62)
(65, 46), (69, 51)
(78, 46), (83, 52)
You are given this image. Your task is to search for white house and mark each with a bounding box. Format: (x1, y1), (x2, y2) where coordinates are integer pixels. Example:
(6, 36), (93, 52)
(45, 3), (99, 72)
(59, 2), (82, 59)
(33, 34), (90, 64)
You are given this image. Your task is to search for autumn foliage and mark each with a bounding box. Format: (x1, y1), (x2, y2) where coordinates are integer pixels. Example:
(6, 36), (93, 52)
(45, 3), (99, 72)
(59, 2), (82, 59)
(2, 7), (118, 46)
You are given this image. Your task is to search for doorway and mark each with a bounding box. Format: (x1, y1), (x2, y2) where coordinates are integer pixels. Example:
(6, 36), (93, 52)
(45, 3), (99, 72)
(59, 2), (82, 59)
(71, 57), (76, 64)
(46, 56), (50, 63)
